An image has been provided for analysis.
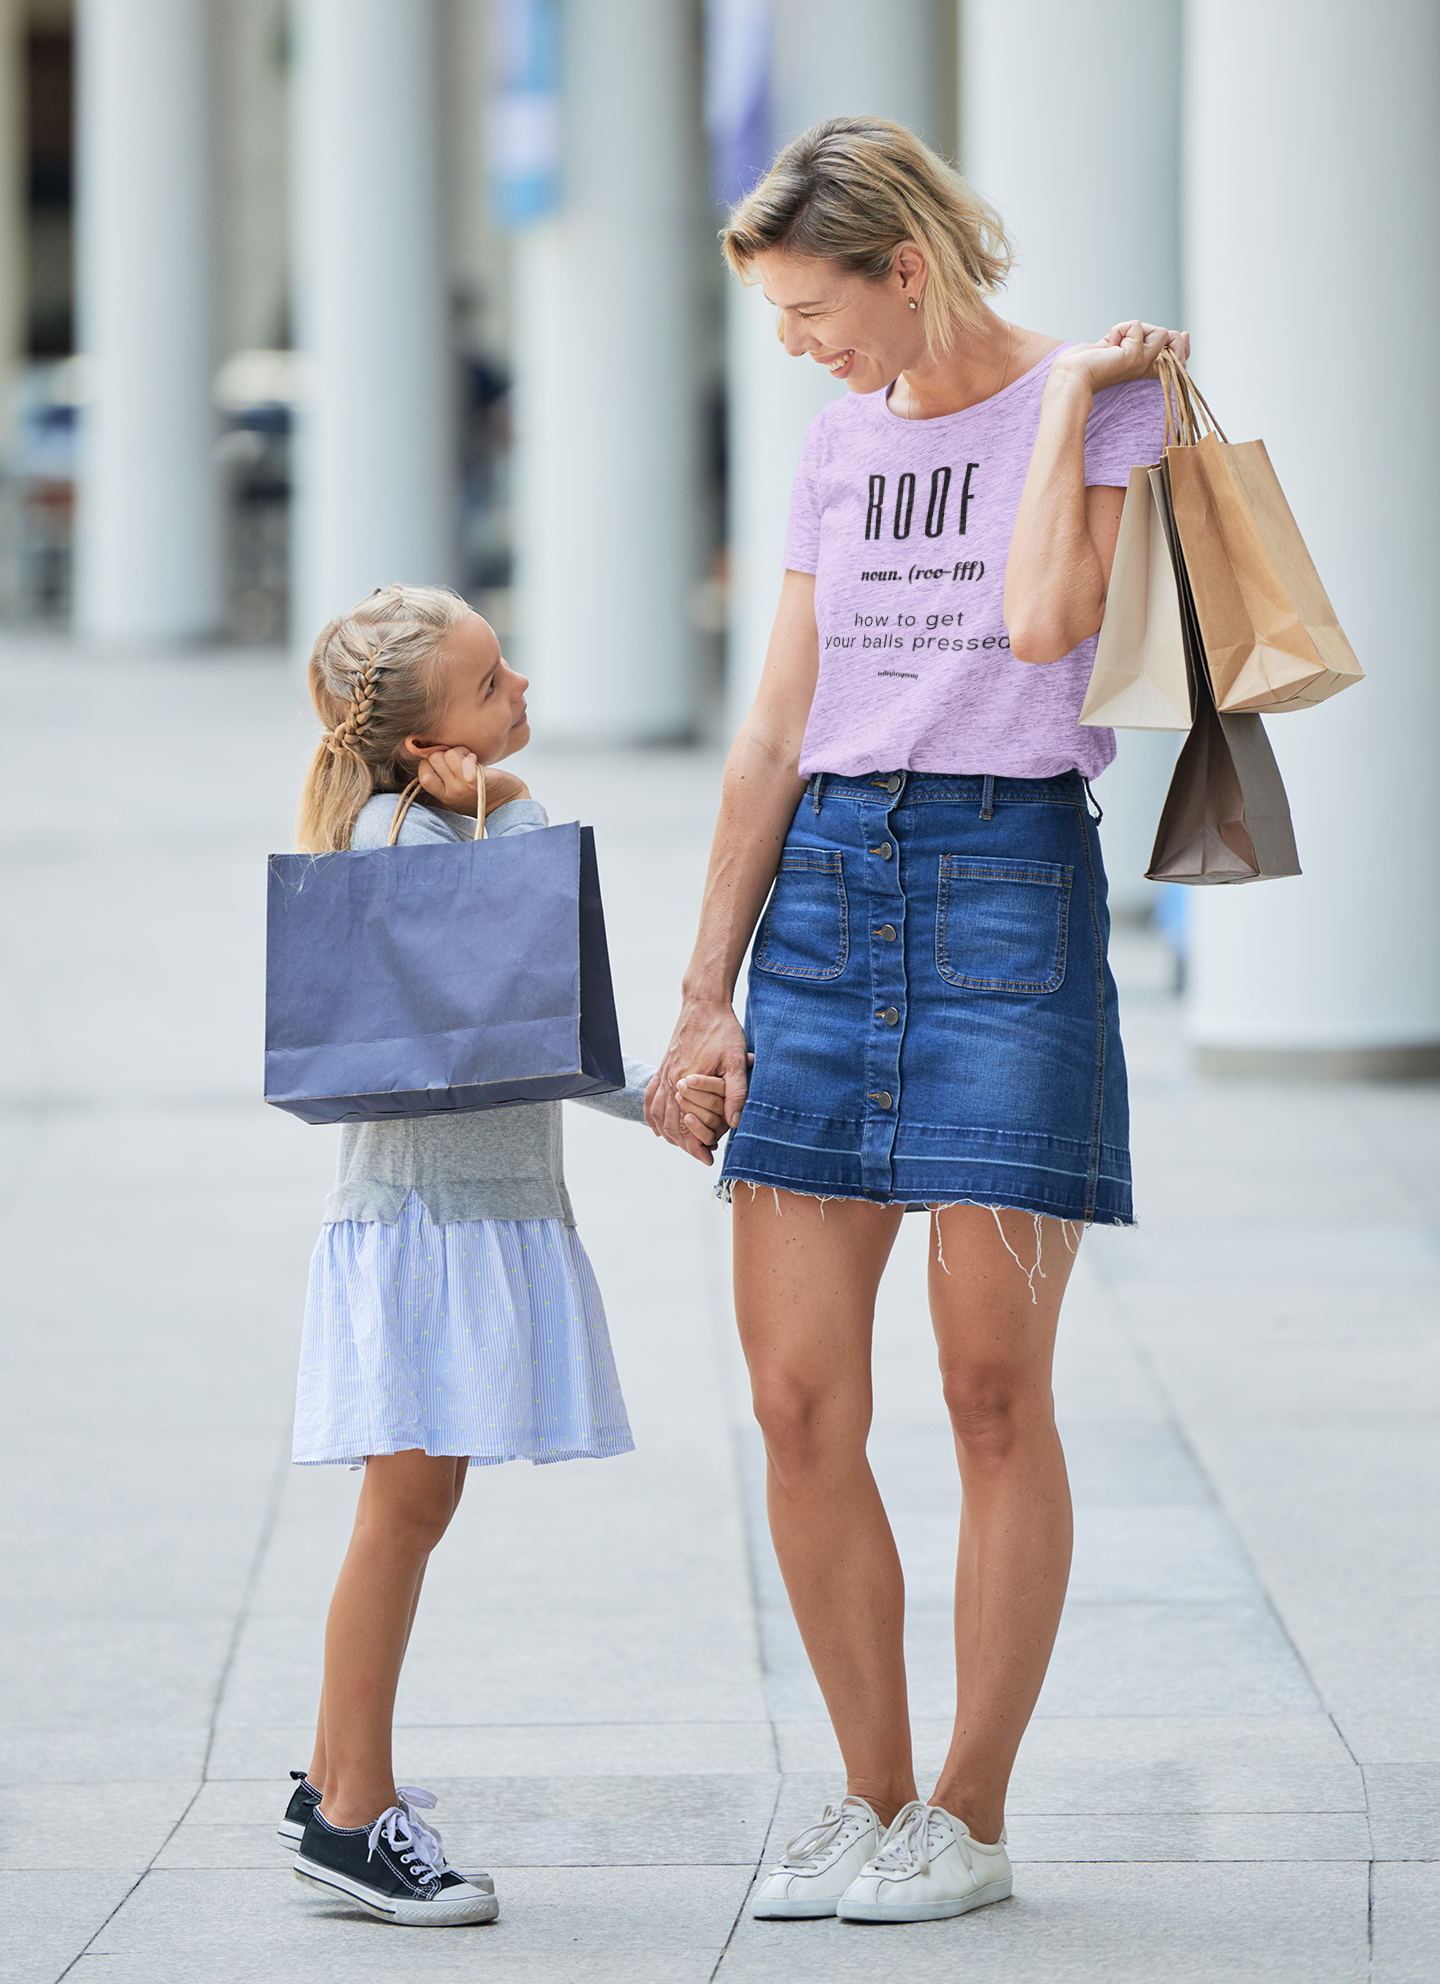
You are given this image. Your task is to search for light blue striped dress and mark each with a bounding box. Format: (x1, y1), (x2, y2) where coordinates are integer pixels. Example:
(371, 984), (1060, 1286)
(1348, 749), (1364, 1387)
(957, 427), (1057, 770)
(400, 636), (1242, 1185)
(292, 791), (648, 1471)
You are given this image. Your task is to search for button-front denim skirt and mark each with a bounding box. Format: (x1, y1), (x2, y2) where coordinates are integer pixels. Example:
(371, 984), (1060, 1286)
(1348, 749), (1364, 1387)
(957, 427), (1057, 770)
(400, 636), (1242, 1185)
(720, 770), (1133, 1225)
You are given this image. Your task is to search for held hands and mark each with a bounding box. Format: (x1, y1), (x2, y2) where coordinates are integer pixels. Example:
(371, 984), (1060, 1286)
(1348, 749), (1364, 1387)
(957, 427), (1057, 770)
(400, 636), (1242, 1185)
(1051, 320), (1191, 398)
(644, 1004), (753, 1167)
(415, 748), (530, 817)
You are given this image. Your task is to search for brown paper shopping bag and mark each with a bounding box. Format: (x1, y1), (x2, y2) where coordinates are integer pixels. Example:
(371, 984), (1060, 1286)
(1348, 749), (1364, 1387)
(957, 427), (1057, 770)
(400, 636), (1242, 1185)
(1079, 464), (1192, 730)
(1146, 497), (1301, 884)
(1158, 353), (1364, 714)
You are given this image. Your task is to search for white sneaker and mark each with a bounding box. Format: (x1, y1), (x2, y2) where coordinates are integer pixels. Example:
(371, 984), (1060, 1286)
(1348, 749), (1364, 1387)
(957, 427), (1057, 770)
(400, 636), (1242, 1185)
(751, 1797), (883, 1919)
(837, 1800), (1012, 1923)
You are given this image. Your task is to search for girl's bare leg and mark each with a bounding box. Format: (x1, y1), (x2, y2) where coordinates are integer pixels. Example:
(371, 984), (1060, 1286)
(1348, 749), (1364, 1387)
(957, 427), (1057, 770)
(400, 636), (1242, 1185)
(308, 1453), (468, 1821)
(733, 1191), (913, 1825)
(926, 1207), (1077, 1843)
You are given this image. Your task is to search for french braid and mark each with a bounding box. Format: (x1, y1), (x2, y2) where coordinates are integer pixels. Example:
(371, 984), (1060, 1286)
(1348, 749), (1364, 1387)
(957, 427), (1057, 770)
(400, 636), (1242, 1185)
(296, 582), (472, 853)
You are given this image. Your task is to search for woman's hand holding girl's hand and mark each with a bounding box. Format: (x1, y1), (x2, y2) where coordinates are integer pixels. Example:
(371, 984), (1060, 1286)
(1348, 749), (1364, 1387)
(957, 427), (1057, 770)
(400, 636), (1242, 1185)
(415, 751), (531, 817)
(1051, 321), (1191, 398)
(645, 1003), (752, 1166)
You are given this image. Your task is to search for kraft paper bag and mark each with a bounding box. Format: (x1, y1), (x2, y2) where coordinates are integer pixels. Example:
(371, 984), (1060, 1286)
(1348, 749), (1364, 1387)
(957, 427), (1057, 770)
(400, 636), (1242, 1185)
(264, 809), (625, 1125)
(1079, 464), (1192, 730)
(1146, 544), (1301, 884)
(1158, 353), (1364, 714)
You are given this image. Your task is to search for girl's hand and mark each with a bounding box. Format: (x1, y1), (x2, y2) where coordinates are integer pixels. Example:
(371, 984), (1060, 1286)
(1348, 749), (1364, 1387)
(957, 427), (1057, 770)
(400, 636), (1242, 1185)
(675, 1072), (733, 1149)
(414, 751), (531, 817)
(415, 747), (482, 815)
(480, 767), (531, 814)
(1051, 321), (1190, 397)
(645, 1001), (751, 1165)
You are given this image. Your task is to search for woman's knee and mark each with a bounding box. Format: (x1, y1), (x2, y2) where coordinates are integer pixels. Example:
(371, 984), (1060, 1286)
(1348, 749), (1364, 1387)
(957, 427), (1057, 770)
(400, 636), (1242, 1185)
(751, 1371), (868, 1476)
(940, 1361), (1052, 1461)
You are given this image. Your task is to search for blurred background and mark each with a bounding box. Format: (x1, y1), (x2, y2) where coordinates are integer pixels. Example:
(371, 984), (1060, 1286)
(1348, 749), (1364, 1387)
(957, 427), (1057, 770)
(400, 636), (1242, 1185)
(0, 0), (1435, 1069)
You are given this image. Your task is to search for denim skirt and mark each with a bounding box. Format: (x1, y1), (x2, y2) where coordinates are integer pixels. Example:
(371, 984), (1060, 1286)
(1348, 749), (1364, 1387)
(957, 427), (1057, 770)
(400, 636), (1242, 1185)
(720, 770), (1133, 1225)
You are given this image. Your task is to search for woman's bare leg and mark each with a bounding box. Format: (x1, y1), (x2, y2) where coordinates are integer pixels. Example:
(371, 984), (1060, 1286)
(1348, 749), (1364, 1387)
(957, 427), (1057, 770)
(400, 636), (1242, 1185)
(307, 1453), (468, 1821)
(734, 1190), (912, 1824)
(926, 1207), (1077, 1843)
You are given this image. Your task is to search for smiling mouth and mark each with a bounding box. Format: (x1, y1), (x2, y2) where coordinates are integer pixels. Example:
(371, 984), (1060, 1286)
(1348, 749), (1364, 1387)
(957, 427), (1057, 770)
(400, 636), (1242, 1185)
(819, 349), (855, 376)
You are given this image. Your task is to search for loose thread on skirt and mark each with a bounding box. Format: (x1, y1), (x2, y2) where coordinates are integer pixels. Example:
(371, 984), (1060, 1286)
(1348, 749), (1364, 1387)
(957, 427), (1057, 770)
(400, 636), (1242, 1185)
(988, 1206), (1045, 1306)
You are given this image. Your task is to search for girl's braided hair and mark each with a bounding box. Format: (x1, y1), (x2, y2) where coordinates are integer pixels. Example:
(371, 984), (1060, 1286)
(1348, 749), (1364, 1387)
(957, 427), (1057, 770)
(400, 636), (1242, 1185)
(296, 582), (472, 853)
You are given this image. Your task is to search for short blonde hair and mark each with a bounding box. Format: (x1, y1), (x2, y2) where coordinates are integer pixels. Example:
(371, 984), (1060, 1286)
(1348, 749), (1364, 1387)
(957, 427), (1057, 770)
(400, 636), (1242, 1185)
(296, 582), (472, 853)
(721, 116), (1013, 359)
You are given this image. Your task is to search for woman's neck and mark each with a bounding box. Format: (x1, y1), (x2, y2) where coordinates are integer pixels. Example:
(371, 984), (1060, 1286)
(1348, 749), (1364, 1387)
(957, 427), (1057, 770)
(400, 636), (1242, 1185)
(886, 310), (1061, 421)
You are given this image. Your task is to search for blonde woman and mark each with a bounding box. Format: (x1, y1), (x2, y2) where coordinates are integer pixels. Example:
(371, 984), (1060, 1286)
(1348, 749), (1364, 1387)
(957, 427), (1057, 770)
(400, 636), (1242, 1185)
(648, 118), (1185, 1925)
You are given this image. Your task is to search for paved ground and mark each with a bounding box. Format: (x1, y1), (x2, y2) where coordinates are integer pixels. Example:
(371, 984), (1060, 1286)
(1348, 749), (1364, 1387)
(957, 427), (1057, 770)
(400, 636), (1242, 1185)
(1, 637), (1437, 1983)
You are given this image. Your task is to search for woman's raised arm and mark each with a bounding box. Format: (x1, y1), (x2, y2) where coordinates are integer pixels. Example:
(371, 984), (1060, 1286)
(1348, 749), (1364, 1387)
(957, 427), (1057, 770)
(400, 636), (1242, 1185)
(645, 570), (818, 1160)
(1004, 319), (1187, 664)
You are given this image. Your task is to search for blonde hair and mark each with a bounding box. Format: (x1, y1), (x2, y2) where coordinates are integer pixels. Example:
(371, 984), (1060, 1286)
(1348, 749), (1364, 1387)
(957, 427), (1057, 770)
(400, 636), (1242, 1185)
(296, 582), (472, 853)
(721, 116), (1014, 360)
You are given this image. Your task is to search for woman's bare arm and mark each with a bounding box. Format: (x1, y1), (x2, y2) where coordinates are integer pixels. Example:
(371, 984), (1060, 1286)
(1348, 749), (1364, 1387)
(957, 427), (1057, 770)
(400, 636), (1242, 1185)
(645, 571), (818, 1159)
(1004, 319), (1188, 664)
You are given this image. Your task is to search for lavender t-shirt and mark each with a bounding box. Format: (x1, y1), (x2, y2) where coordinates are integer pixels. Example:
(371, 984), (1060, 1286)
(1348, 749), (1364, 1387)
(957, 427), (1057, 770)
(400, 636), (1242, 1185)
(786, 345), (1166, 779)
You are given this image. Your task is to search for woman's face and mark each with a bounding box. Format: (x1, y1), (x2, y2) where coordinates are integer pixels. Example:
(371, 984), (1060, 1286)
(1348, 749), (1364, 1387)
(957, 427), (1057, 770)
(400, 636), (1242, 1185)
(752, 248), (927, 395)
(407, 612), (530, 766)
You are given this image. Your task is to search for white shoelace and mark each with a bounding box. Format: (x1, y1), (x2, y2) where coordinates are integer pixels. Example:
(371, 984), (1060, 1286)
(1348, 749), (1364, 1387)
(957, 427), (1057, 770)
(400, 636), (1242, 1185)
(780, 1799), (868, 1868)
(869, 1801), (974, 1881)
(366, 1795), (447, 1888)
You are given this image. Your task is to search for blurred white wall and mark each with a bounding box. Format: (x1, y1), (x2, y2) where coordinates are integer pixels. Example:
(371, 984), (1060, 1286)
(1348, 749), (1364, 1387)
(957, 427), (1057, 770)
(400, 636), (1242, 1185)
(1184, 0), (1440, 1073)
(724, 0), (943, 737)
(962, 0), (1184, 914)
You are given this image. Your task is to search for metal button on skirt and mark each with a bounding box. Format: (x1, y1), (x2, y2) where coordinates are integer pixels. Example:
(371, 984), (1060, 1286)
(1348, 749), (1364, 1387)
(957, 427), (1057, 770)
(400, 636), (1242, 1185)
(720, 770), (1133, 1225)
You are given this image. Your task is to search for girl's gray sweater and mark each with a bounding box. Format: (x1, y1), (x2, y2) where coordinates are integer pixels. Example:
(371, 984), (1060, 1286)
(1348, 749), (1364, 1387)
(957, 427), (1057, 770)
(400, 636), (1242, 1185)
(322, 791), (654, 1229)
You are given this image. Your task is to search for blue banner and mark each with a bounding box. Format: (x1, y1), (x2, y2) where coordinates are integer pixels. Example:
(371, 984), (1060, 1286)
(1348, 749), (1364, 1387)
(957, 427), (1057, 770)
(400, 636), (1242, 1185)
(491, 0), (563, 227)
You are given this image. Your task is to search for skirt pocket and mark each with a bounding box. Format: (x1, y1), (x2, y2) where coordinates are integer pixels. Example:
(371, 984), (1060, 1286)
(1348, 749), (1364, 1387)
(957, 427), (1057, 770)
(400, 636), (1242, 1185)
(755, 850), (849, 980)
(935, 856), (1073, 994)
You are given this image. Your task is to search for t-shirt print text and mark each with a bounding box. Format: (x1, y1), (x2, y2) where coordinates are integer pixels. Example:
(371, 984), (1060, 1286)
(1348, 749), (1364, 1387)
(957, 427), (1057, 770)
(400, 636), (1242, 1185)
(864, 463), (980, 543)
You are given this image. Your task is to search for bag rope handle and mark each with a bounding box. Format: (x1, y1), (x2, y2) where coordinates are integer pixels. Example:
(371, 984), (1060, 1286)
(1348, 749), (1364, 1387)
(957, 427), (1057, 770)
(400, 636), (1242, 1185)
(387, 761), (489, 847)
(1156, 348), (1229, 446)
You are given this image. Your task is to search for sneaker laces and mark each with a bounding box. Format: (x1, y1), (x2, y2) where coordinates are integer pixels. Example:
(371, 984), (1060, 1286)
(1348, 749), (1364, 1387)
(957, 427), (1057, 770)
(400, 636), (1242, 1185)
(396, 1784), (492, 1892)
(780, 1799), (869, 1868)
(868, 1801), (973, 1881)
(366, 1801), (445, 1888)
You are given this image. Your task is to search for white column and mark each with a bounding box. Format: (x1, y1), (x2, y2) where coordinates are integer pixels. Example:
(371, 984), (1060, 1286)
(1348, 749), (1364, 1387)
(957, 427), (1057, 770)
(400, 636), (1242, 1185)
(962, 0), (1183, 913)
(511, 0), (699, 744)
(1184, 0), (1440, 1075)
(724, 0), (942, 736)
(290, 0), (450, 651)
(74, 0), (220, 641)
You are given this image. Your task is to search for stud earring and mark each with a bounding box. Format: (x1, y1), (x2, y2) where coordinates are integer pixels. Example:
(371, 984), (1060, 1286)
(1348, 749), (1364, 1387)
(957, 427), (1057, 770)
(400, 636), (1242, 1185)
(908, 297), (918, 310)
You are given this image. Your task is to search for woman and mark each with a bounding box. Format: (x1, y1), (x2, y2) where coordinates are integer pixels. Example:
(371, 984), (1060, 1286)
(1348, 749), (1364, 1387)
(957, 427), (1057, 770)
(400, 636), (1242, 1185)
(647, 117), (1184, 1926)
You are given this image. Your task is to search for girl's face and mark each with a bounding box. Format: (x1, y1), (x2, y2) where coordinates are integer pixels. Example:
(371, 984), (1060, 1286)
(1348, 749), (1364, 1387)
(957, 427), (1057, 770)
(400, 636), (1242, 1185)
(752, 247), (928, 396)
(406, 613), (530, 766)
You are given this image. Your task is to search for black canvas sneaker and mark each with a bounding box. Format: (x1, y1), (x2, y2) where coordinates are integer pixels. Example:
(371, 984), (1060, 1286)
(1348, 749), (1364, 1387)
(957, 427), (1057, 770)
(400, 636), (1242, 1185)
(294, 1798), (498, 1926)
(278, 1770), (321, 1847)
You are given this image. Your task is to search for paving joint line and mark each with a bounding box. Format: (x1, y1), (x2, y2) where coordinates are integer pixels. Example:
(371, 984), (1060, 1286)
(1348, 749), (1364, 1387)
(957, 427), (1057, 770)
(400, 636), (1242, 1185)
(50, 1424), (292, 1984)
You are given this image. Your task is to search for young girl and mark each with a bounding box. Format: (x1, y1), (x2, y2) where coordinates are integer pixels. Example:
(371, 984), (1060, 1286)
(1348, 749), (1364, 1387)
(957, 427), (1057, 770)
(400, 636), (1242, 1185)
(277, 584), (724, 1926)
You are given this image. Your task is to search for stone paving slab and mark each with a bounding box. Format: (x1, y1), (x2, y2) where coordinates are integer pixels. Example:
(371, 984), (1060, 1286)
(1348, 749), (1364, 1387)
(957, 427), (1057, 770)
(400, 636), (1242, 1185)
(3, 646), (1438, 1981)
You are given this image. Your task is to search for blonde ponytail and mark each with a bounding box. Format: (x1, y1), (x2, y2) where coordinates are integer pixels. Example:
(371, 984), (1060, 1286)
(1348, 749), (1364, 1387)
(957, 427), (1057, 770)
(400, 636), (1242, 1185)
(296, 583), (472, 853)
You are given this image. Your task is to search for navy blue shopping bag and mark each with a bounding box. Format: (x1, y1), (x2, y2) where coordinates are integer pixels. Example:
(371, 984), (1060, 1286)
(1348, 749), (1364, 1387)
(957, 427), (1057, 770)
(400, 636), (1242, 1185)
(264, 818), (625, 1125)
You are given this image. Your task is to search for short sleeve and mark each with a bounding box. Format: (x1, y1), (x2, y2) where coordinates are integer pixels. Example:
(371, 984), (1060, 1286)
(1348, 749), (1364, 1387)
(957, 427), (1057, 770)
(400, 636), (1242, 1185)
(1083, 377), (1166, 488)
(783, 415), (827, 573)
